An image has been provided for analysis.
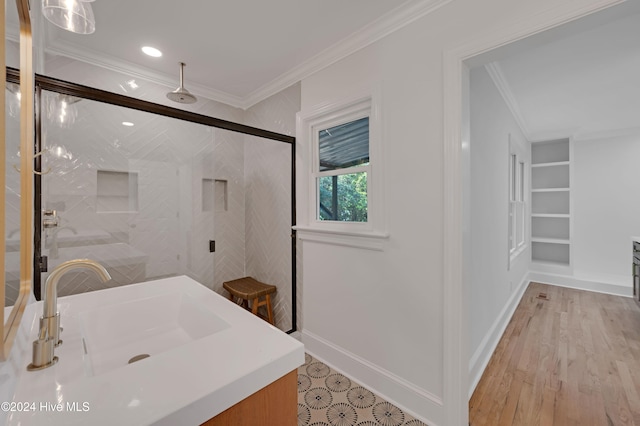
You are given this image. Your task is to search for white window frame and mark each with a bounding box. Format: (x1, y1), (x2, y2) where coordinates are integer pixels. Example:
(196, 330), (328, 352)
(508, 136), (527, 265)
(295, 88), (388, 250)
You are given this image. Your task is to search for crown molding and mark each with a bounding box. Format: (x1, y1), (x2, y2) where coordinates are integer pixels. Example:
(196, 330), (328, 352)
(241, 0), (453, 109)
(527, 129), (575, 142)
(484, 62), (533, 140)
(34, 0), (450, 110)
(45, 38), (246, 108)
(518, 121), (640, 144)
(571, 125), (640, 142)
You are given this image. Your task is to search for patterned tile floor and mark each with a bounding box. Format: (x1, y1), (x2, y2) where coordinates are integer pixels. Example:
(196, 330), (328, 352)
(297, 353), (428, 426)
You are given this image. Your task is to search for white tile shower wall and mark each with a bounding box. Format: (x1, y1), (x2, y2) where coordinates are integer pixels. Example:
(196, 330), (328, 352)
(39, 92), (222, 296)
(6, 52), (296, 319)
(127, 159), (180, 279)
(244, 83), (300, 331)
(39, 52), (247, 297)
(212, 129), (246, 294)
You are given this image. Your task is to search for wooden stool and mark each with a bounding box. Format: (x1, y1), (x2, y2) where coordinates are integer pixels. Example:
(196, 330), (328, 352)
(223, 277), (277, 325)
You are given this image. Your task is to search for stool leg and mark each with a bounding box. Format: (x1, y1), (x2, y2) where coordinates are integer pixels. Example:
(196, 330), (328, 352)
(265, 294), (274, 325)
(251, 297), (259, 315)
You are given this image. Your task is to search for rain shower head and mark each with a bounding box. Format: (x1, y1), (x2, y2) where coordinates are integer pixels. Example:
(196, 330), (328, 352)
(167, 62), (197, 104)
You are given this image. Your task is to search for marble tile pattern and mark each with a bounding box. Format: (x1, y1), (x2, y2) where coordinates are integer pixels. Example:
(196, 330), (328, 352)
(298, 354), (428, 426)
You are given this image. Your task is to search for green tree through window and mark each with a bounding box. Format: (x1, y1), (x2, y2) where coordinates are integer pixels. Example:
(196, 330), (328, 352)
(318, 172), (367, 221)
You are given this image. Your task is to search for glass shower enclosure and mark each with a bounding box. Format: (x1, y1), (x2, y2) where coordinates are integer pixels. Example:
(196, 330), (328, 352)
(4, 72), (296, 333)
(40, 90), (219, 294)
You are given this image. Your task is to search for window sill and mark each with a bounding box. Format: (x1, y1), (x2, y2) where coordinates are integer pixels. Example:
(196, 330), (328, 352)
(293, 226), (389, 251)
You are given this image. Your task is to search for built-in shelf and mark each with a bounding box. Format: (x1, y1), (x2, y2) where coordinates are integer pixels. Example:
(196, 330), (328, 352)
(531, 240), (570, 265)
(531, 138), (571, 266)
(531, 161), (570, 168)
(531, 191), (569, 215)
(531, 237), (570, 244)
(530, 258), (572, 268)
(532, 162), (569, 190)
(531, 188), (569, 193)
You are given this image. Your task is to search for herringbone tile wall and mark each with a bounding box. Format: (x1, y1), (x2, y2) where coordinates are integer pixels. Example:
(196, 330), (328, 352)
(244, 83), (301, 331)
(36, 91), (225, 299)
(212, 128), (246, 295)
(4, 59), (301, 333)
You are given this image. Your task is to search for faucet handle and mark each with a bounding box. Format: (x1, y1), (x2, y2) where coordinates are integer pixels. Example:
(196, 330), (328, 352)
(27, 338), (58, 371)
(41, 313), (62, 347)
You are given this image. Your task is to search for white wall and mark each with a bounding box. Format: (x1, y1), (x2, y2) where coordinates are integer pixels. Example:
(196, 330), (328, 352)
(300, 39), (445, 424)
(468, 66), (530, 392)
(297, 0), (616, 424)
(572, 132), (640, 290)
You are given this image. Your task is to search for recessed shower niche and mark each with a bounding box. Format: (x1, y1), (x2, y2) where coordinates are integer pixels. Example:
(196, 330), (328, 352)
(96, 170), (139, 212)
(202, 178), (228, 212)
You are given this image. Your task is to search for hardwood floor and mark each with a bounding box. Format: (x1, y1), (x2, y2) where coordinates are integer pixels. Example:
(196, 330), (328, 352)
(469, 282), (640, 426)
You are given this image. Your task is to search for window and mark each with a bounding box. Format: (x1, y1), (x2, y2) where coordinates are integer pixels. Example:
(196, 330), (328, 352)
(508, 146), (527, 261)
(295, 89), (387, 249)
(316, 117), (369, 222)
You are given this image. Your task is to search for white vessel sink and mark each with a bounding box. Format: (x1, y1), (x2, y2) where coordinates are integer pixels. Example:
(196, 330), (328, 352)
(4, 276), (304, 426)
(80, 292), (230, 376)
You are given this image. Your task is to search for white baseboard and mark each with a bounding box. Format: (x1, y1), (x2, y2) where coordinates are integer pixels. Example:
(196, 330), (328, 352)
(301, 329), (443, 426)
(529, 272), (632, 297)
(468, 273), (529, 399)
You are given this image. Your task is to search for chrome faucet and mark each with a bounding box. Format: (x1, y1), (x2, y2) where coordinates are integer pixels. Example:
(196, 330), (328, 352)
(28, 259), (111, 371)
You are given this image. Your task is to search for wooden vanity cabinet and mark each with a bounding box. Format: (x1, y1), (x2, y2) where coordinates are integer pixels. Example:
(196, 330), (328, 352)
(201, 370), (297, 426)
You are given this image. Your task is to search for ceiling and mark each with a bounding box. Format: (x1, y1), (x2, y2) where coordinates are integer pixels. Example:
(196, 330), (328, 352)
(7, 0), (429, 109)
(476, 1), (640, 141)
(6, 0), (639, 125)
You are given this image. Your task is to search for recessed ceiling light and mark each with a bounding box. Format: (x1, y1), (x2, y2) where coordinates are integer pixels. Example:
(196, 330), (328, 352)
(122, 121), (135, 127)
(141, 46), (162, 57)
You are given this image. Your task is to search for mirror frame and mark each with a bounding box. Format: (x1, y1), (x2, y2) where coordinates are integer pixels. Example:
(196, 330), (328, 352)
(1, 0), (33, 361)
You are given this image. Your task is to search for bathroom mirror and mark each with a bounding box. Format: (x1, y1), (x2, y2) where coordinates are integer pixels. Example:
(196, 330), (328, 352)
(1, 0), (33, 361)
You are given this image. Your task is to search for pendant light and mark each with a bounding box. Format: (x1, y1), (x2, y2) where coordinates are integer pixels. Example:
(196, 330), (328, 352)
(42, 0), (96, 34)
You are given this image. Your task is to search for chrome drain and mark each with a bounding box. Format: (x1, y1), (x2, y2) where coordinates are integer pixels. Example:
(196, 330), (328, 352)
(128, 354), (150, 364)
